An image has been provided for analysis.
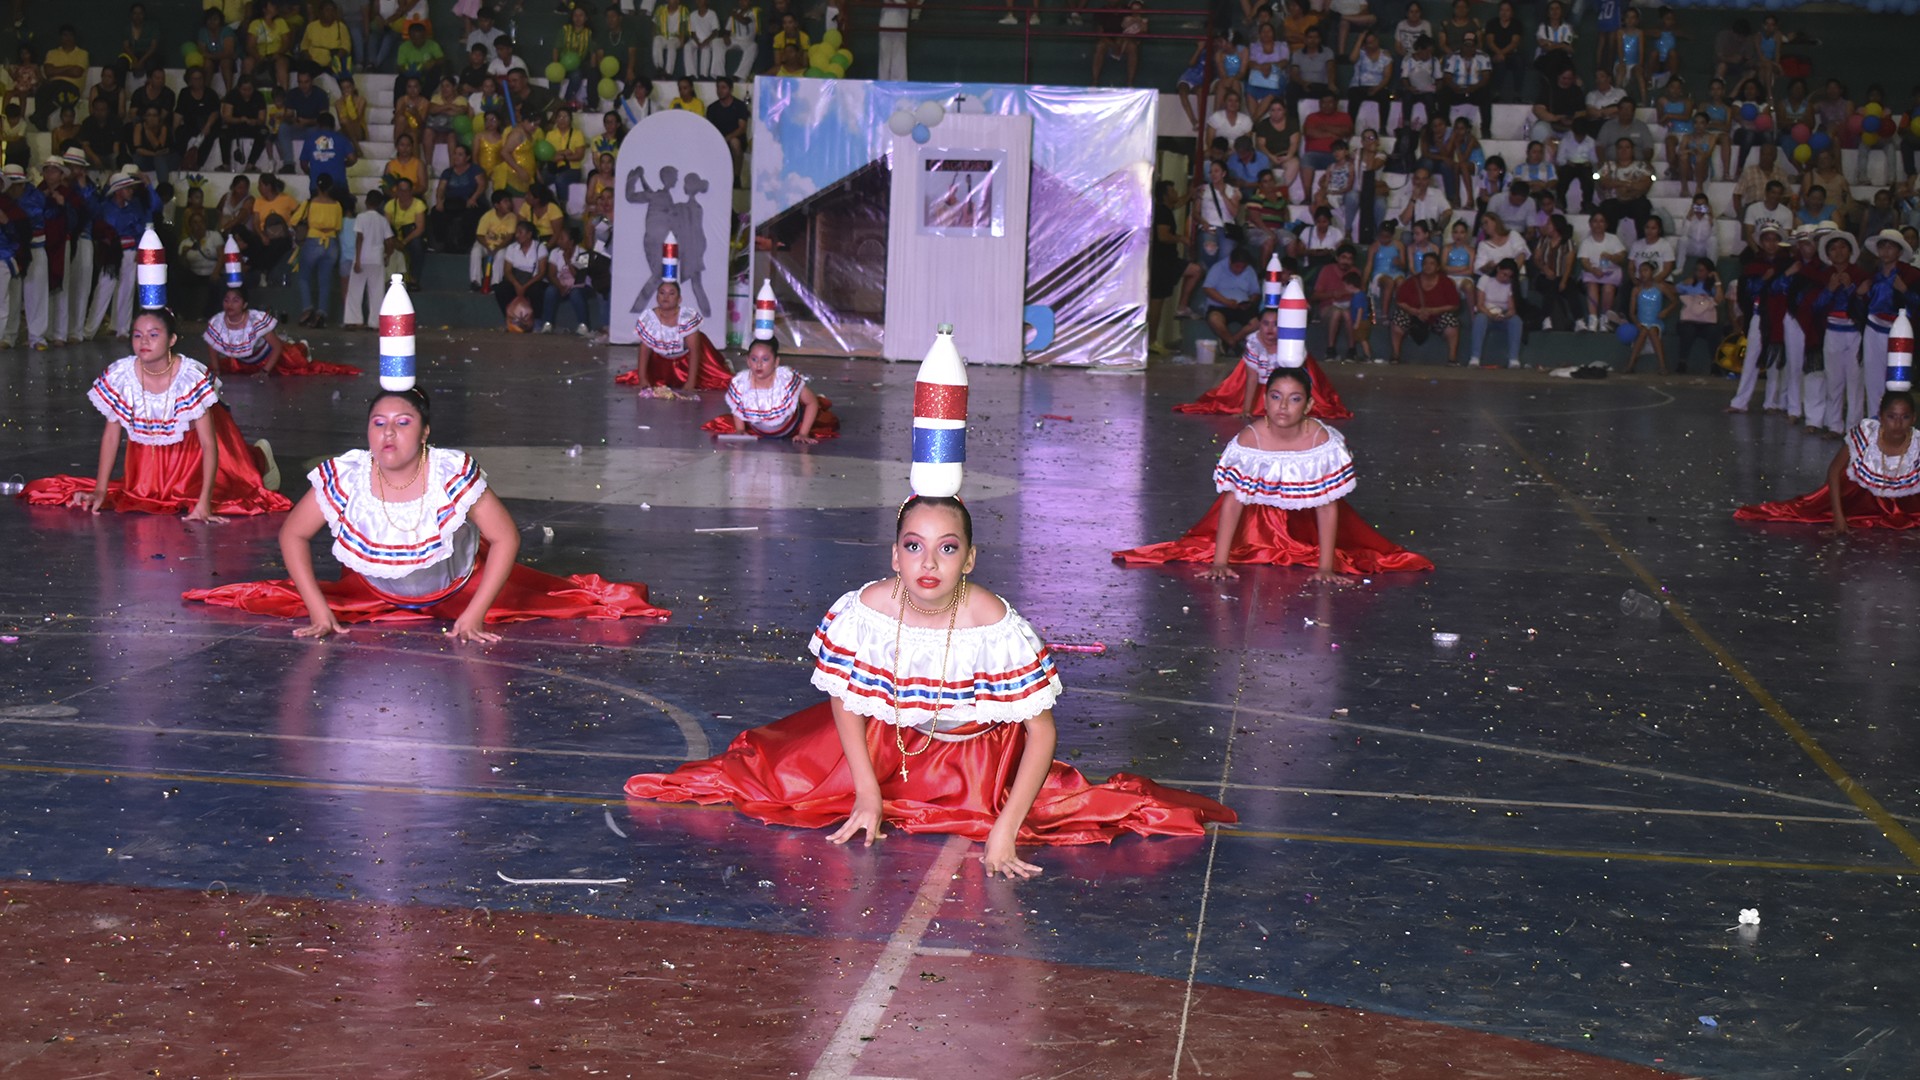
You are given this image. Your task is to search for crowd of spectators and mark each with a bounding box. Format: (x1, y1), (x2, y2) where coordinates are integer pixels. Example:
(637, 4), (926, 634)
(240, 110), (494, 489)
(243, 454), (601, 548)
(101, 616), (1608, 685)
(1158, 0), (1920, 372)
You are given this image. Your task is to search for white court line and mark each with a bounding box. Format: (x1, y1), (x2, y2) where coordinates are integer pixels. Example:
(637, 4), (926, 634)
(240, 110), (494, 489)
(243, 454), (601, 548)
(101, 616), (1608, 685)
(809, 835), (970, 1080)
(0, 716), (690, 764)
(1153, 780), (1879, 827)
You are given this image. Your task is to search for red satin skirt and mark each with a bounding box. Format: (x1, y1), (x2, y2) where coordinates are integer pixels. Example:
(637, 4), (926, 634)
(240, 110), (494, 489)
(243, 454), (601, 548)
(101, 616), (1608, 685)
(614, 337), (733, 390)
(217, 341), (364, 377)
(1112, 494), (1433, 574)
(19, 404), (292, 516)
(1172, 356), (1353, 421)
(700, 397), (842, 440)
(182, 550), (670, 624)
(1734, 478), (1920, 529)
(625, 702), (1236, 844)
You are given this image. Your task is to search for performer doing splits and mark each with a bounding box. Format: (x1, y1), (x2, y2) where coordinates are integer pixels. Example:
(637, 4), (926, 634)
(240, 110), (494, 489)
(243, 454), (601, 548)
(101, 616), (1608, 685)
(1173, 267), (1352, 421)
(187, 280), (670, 639)
(614, 236), (731, 391)
(18, 246), (289, 519)
(628, 327), (1236, 878)
(1735, 388), (1920, 532)
(701, 284), (839, 441)
(203, 288), (363, 376)
(1115, 366), (1431, 576)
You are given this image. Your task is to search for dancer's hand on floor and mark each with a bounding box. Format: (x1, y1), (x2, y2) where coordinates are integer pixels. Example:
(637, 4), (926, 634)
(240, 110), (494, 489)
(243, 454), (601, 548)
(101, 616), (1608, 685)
(446, 612), (503, 644)
(829, 795), (886, 846)
(1199, 563), (1239, 580)
(295, 614), (347, 640)
(983, 828), (1042, 879)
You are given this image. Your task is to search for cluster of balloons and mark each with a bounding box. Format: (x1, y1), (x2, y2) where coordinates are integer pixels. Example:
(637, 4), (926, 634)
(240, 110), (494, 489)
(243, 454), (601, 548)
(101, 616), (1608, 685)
(886, 99), (947, 144)
(806, 29), (853, 77)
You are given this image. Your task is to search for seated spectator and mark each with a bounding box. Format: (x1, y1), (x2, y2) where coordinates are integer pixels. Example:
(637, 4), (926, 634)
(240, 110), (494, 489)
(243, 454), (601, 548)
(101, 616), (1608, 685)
(1441, 31), (1492, 137)
(175, 66), (221, 170)
(433, 141), (488, 253)
(300, 2), (353, 78)
(117, 4), (158, 79)
(276, 68), (330, 173)
(1470, 257), (1523, 366)
(708, 76), (749, 182)
(1553, 122), (1598, 211)
(1206, 88), (1254, 148)
(1398, 35), (1441, 128)
(336, 74), (371, 144)
(220, 75), (271, 170)
(177, 206), (224, 320)
(76, 97), (126, 170)
(1628, 213), (1676, 280)
(1202, 247), (1260, 350)
(1224, 135), (1272, 198)
(1595, 137), (1653, 238)
(538, 225), (599, 335)
(383, 131), (427, 193)
(520, 182), (565, 241)
(1475, 212), (1528, 276)
(397, 21), (447, 84)
(1595, 97), (1652, 162)
(1530, 212), (1579, 330)
(1394, 166), (1451, 230)
(241, 172), (299, 283)
(1345, 31), (1393, 125)
(1582, 68), (1625, 133)
(129, 58), (175, 125)
(1576, 211), (1626, 331)
(0, 104), (28, 168)
(1284, 0), (1324, 51)
(130, 105), (176, 185)
(469, 188), (518, 288)
(1331, 0), (1378, 56)
(541, 108), (590, 210)
(216, 175), (255, 246)
(465, 6), (506, 54)
(489, 36), (529, 78)
(40, 26), (88, 128)
(1533, 0), (1574, 83)
(1391, 0), (1432, 56)
(1301, 92), (1352, 172)
(1242, 169), (1294, 263)
(90, 67), (130, 131)
(459, 44), (493, 92)
(48, 105), (82, 157)
(394, 74), (429, 148)
(1389, 252), (1461, 362)
(385, 177), (428, 283)
(1239, 20), (1285, 106)
(1483, 0), (1524, 102)
(1287, 27), (1335, 108)
(195, 12), (239, 102)
(492, 219), (548, 327)
(505, 69), (553, 120)
(1301, 205), (1344, 271)
(1311, 244), (1366, 358)
(1796, 185), (1837, 228)
(656, 0), (693, 78)
(1489, 179), (1533, 235)
(1713, 17), (1756, 88)
(1530, 68), (1583, 148)
(426, 75), (472, 170)
(1741, 180), (1793, 248)
(246, 0), (294, 90)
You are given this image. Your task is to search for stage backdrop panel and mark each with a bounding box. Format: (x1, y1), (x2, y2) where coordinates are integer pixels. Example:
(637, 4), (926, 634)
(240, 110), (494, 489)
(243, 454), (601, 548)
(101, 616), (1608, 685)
(751, 78), (1154, 367)
(610, 110), (735, 347)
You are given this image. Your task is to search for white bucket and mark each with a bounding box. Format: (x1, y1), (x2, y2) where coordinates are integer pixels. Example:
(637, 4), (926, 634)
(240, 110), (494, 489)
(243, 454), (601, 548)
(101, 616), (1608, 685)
(1195, 339), (1218, 365)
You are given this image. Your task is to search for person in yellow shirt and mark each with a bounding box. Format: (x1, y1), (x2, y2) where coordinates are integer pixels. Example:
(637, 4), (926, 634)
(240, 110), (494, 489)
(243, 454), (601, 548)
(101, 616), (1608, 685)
(206, 0), (249, 29)
(299, 1), (352, 76)
(290, 173), (345, 326)
(237, 172), (300, 281)
(470, 189), (520, 287)
(385, 176), (428, 283)
(520, 183), (564, 241)
(41, 26), (88, 126)
(540, 107), (588, 208)
(495, 113), (538, 204)
(334, 74), (369, 142)
(382, 130), (427, 192)
(246, 0), (293, 90)
(771, 13), (810, 54)
(667, 76), (704, 116)
(653, 0), (689, 76)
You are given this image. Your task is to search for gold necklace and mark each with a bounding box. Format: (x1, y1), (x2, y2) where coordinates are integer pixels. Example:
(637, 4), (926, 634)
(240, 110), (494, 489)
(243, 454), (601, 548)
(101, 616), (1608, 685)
(372, 451), (429, 533)
(888, 573), (968, 781)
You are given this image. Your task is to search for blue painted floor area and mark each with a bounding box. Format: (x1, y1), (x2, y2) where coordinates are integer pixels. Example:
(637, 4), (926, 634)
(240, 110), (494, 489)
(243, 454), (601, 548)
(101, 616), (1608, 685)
(2, 332), (1917, 1077)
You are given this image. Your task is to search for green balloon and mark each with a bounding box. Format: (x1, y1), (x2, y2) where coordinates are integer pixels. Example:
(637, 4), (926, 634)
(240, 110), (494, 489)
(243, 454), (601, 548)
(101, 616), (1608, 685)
(181, 41), (202, 58)
(534, 138), (556, 162)
(597, 77), (619, 99)
(451, 113), (474, 136)
(458, 131), (473, 149)
(804, 66), (830, 78)
(599, 55), (620, 77)
(545, 61), (566, 82)
(560, 49), (581, 72)
(834, 49), (853, 65)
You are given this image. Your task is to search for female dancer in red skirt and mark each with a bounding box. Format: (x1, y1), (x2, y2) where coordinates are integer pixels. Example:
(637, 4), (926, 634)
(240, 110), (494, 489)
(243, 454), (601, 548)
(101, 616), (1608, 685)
(613, 281), (733, 391)
(1736, 390), (1920, 532)
(1117, 367), (1430, 576)
(627, 495), (1236, 878)
(18, 308), (290, 519)
(1173, 308), (1353, 420)
(700, 337), (840, 441)
(184, 388), (669, 640)
(202, 288), (363, 377)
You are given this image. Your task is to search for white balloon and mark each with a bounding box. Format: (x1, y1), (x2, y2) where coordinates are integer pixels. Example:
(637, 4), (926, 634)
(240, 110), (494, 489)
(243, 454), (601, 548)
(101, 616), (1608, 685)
(914, 101), (945, 127)
(887, 109), (916, 136)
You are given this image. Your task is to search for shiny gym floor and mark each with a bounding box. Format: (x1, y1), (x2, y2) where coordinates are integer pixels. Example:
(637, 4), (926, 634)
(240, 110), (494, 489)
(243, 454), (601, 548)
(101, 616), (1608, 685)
(0, 332), (1914, 1079)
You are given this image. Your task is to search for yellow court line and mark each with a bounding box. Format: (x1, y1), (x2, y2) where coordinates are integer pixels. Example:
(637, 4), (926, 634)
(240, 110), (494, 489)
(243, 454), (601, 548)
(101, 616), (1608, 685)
(5, 760), (1897, 876)
(1488, 415), (1920, 870)
(1221, 827), (1904, 876)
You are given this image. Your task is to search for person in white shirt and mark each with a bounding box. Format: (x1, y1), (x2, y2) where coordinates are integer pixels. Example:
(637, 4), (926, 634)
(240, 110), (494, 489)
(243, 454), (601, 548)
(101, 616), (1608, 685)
(1741, 180), (1793, 249)
(463, 7), (504, 53)
(343, 189), (395, 328)
(1576, 211), (1627, 331)
(1473, 214), (1529, 276)
(1469, 257), (1524, 366)
(683, 0), (723, 77)
(1395, 166), (1452, 227)
(1488, 184), (1535, 239)
(1553, 128), (1599, 211)
(1302, 206), (1345, 269)
(1398, 35), (1441, 128)
(1440, 32), (1492, 136)
(1205, 89), (1254, 145)
(724, 7), (758, 79)
(1331, 0), (1377, 55)
(653, 0), (690, 76)
(1626, 214), (1676, 280)
(1345, 32), (1394, 127)
(487, 38), (528, 76)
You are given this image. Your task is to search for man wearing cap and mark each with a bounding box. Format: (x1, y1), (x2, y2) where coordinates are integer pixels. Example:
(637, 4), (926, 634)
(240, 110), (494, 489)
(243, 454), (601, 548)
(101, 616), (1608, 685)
(83, 172), (158, 341)
(1728, 223), (1791, 413)
(19, 158), (71, 351)
(1857, 229), (1920, 424)
(0, 165), (27, 347)
(59, 148), (98, 346)
(1813, 229), (1865, 435)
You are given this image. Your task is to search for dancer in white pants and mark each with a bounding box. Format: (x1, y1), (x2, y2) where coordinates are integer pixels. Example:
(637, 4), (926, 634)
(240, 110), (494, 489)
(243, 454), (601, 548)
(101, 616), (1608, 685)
(1859, 230), (1920, 423)
(85, 244), (138, 340)
(1815, 230), (1866, 434)
(1729, 226), (1787, 412)
(60, 150), (96, 343)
